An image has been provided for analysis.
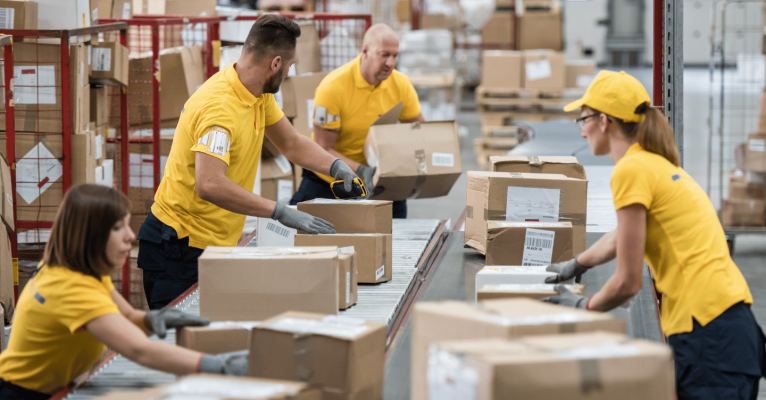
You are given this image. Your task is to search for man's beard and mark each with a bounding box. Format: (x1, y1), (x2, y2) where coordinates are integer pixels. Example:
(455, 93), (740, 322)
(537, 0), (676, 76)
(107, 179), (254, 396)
(263, 66), (285, 94)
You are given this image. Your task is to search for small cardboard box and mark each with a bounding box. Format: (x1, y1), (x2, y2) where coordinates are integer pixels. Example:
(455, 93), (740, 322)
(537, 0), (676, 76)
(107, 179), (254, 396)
(365, 120), (462, 201)
(485, 221), (573, 266)
(159, 46), (205, 121)
(411, 298), (626, 400)
(428, 332), (675, 400)
(36, 0), (89, 29)
(89, 0), (110, 24)
(281, 71), (329, 137)
(722, 199), (766, 227)
(728, 174), (766, 201)
(90, 86), (108, 127)
(475, 266), (567, 295)
(255, 217), (296, 247)
(177, 322), (259, 354)
(746, 132), (766, 172)
(565, 59), (597, 88)
(249, 311), (386, 400)
(294, 234), (392, 283)
(519, 9), (563, 51)
(198, 246), (340, 321)
(522, 50), (565, 89)
(91, 41), (129, 86)
(490, 155), (586, 179)
(0, 154), (14, 231)
(465, 171), (588, 255)
(71, 131), (97, 187)
(260, 155), (293, 204)
(297, 199), (393, 234)
(111, 0), (132, 18)
(480, 50), (522, 89)
(481, 11), (514, 45)
(338, 247), (358, 309)
(0, 1), (37, 29)
(477, 283), (584, 301)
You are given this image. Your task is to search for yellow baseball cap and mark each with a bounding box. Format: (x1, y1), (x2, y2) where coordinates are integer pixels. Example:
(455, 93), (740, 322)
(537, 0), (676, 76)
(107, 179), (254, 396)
(564, 70), (651, 123)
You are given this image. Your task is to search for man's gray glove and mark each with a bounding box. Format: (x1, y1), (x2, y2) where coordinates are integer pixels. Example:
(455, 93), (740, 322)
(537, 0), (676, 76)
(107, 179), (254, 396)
(356, 164), (376, 195)
(198, 350), (248, 376)
(545, 256), (588, 284)
(271, 202), (335, 234)
(330, 159), (360, 193)
(144, 307), (210, 339)
(540, 284), (588, 309)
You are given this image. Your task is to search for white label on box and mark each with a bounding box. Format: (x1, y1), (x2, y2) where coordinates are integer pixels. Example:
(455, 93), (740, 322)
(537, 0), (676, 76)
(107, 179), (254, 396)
(106, 128), (115, 138)
(268, 317), (369, 339)
(274, 155), (291, 174)
(95, 135), (103, 160)
(432, 152), (454, 167)
(346, 271), (351, 304)
(506, 187), (560, 222)
(87, 45), (92, 65)
(521, 228), (555, 266)
(483, 312), (593, 326)
(122, 2), (131, 19)
(14, 66), (56, 105)
(427, 346), (478, 400)
(482, 283), (563, 292)
(92, 8), (98, 22)
(576, 74), (595, 88)
(0, 8), (14, 29)
(749, 139), (766, 152)
(338, 246), (355, 254)
(491, 221), (569, 228)
(166, 376), (286, 398)
(375, 265), (385, 280)
(208, 321), (260, 330)
(525, 59), (552, 81)
(265, 220), (292, 239)
(306, 99), (314, 129)
(6, 193), (11, 209)
(92, 48), (112, 72)
(277, 179), (293, 203)
(16, 143), (63, 204)
(557, 342), (641, 360)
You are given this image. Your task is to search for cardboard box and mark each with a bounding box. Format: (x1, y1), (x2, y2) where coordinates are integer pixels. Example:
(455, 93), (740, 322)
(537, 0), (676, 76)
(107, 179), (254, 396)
(477, 283), (585, 301)
(0, 0), (37, 29)
(91, 41), (129, 86)
(280, 71), (329, 137)
(475, 266), (566, 295)
(0, 154), (13, 231)
(137, 0), (216, 16)
(89, 0), (110, 23)
(72, 131), (97, 187)
(177, 322), (259, 354)
(338, 247), (358, 309)
(297, 199), (393, 234)
(97, 158), (114, 188)
(411, 298), (627, 400)
(94, 125), (107, 163)
(0, 226), (13, 322)
(255, 217), (296, 247)
(565, 59), (597, 88)
(519, 9), (563, 51)
(481, 50), (522, 89)
(522, 50), (565, 89)
(260, 155), (293, 204)
(729, 174), (766, 201)
(485, 221), (573, 266)
(428, 332), (675, 400)
(295, 23), (321, 75)
(249, 311), (386, 400)
(746, 132), (766, 172)
(91, 86), (108, 127)
(198, 246), (340, 321)
(294, 234), (392, 283)
(722, 199), (766, 227)
(465, 171), (588, 255)
(490, 155), (586, 179)
(36, 0), (90, 29)
(481, 11), (514, 45)
(111, 0), (133, 18)
(365, 120), (462, 201)
(758, 91), (766, 133)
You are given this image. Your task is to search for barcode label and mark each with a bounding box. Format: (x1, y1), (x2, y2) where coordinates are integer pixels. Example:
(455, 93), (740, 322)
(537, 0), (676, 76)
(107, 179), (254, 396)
(0, 8), (14, 29)
(92, 48), (111, 72)
(346, 271), (351, 304)
(375, 265), (384, 280)
(521, 228), (555, 266)
(122, 2), (132, 19)
(266, 221), (290, 238)
(749, 139), (766, 152)
(432, 152), (454, 167)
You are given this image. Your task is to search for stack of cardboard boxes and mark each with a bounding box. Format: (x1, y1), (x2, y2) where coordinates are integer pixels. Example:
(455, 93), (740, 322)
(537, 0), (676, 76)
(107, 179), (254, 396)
(0, 154), (14, 327)
(729, 101), (766, 226)
(480, 0), (563, 51)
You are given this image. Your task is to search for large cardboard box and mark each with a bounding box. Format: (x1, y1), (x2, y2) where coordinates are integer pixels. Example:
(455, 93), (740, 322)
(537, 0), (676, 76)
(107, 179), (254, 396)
(0, 226), (13, 322)
(36, 0), (90, 29)
(260, 155), (293, 204)
(485, 221), (573, 266)
(477, 283), (584, 301)
(89, 0), (110, 23)
(522, 50), (565, 89)
(428, 332), (675, 400)
(294, 234), (392, 283)
(565, 59), (597, 88)
(91, 41), (129, 86)
(297, 199), (393, 234)
(722, 199), (766, 227)
(249, 311), (386, 400)
(475, 266), (564, 294)
(91, 86), (108, 127)
(0, 0), (37, 29)
(465, 171), (588, 255)
(729, 174), (766, 201)
(198, 246), (340, 321)
(0, 154), (13, 231)
(295, 23), (321, 75)
(490, 155), (586, 179)
(365, 120), (462, 200)
(71, 131), (97, 187)
(338, 248), (358, 309)
(519, 9), (563, 51)
(411, 298), (627, 400)
(746, 132), (766, 172)
(111, 0), (133, 18)
(480, 50), (522, 89)
(176, 322), (259, 354)
(280, 71), (329, 137)
(481, 11), (514, 45)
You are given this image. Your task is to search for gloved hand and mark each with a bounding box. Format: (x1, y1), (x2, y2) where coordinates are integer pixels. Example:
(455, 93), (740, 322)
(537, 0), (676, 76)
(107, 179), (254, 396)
(272, 202), (335, 234)
(198, 350), (249, 376)
(545, 256), (588, 284)
(144, 307), (210, 339)
(356, 164), (376, 192)
(540, 284), (588, 309)
(330, 159), (360, 193)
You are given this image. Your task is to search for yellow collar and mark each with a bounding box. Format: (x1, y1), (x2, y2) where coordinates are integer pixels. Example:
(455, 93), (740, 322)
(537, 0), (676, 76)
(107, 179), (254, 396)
(225, 64), (260, 106)
(352, 55), (374, 89)
(625, 142), (643, 157)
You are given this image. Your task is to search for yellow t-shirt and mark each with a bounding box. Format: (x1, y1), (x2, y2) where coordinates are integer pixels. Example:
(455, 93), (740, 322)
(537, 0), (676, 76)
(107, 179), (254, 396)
(312, 55), (421, 183)
(0, 265), (120, 393)
(151, 64), (284, 249)
(611, 143), (752, 336)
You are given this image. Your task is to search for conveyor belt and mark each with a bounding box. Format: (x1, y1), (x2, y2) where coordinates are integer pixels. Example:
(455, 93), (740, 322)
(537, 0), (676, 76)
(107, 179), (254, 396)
(61, 219), (441, 399)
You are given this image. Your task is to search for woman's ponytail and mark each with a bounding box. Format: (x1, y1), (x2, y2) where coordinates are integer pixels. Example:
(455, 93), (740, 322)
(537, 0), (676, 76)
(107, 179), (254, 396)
(635, 106), (680, 167)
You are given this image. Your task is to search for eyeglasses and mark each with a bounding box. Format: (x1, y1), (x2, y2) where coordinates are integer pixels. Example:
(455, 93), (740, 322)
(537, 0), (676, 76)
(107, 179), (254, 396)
(574, 113), (600, 131)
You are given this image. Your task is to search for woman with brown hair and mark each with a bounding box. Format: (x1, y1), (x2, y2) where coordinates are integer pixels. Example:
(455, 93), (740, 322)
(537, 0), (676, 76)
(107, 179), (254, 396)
(0, 185), (246, 400)
(543, 71), (764, 399)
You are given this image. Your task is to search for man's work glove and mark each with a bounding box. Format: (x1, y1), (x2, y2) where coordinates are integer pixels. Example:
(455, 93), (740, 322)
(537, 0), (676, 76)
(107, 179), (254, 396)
(144, 307), (210, 339)
(356, 164), (377, 192)
(540, 284), (588, 309)
(545, 256), (588, 284)
(198, 350), (249, 376)
(330, 159), (360, 193)
(272, 202), (335, 234)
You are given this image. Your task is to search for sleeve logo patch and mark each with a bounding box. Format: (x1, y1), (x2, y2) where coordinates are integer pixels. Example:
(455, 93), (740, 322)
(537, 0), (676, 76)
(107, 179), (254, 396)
(198, 126), (231, 157)
(313, 105), (339, 125)
(672, 174), (681, 181)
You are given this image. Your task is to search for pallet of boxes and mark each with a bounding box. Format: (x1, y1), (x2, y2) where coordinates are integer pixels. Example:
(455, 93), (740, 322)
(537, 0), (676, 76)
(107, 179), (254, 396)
(728, 113), (766, 227)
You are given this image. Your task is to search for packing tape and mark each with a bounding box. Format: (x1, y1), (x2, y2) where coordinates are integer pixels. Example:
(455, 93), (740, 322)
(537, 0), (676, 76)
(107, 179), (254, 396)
(578, 359), (604, 394)
(485, 209), (586, 226)
(381, 234), (388, 279)
(529, 156), (541, 166)
(559, 323), (576, 333)
(466, 205), (473, 218)
(293, 332), (313, 382)
(408, 149), (428, 199)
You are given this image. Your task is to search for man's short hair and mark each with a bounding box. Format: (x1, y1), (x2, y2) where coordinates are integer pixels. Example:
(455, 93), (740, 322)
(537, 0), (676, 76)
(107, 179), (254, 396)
(244, 14), (301, 61)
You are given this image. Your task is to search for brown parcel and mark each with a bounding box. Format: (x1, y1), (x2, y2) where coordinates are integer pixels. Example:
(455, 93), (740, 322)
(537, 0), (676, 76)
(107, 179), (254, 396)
(0, 226), (13, 322)
(490, 155), (586, 179)
(249, 311), (386, 400)
(158, 46), (205, 121)
(89, 0), (111, 24)
(565, 59), (597, 88)
(410, 298), (626, 400)
(281, 71), (329, 137)
(297, 199), (393, 234)
(746, 132), (766, 172)
(70, 43), (91, 133)
(71, 131), (97, 187)
(522, 50), (565, 89)
(0, 154), (13, 231)
(260, 156), (293, 203)
(177, 322), (259, 354)
(477, 283), (584, 301)
(481, 11), (514, 46)
(0, 1), (37, 29)
(338, 250), (358, 309)
(198, 246), (339, 321)
(428, 332), (674, 400)
(480, 50), (522, 89)
(365, 121), (462, 201)
(728, 175), (766, 201)
(90, 86), (108, 127)
(294, 234), (392, 283)
(465, 171), (588, 255)
(518, 9), (563, 51)
(90, 41), (129, 86)
(485, 221), (573, 266)
(722, 199), (766, 227)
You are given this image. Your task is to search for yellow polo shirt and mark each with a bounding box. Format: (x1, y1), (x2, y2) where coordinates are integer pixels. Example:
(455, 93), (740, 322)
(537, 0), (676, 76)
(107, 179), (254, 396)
(312, 55), (421, 183)
(151, 64), (284, 249)
(0, 265), (119, 394)
(611, 143), (752, 336)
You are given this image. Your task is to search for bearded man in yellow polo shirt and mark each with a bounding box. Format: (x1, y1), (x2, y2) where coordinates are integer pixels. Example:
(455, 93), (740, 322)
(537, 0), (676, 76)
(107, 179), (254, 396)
(289, 23), (425, 218)
(137, 15), (360, 309)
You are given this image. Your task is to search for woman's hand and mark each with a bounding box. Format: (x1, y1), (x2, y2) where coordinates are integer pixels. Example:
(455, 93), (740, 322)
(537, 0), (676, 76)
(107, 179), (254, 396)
(145, 308), (210, 339)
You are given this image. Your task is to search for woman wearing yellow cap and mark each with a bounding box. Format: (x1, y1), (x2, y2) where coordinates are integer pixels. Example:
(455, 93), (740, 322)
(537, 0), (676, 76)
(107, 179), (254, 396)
(543, 70), (764, 399)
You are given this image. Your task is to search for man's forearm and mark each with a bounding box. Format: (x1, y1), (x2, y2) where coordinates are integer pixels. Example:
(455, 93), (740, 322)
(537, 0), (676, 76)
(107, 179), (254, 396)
(201, 176), (277, 218)
(577, 230), (617, 267)
(283, 134), (339, 175)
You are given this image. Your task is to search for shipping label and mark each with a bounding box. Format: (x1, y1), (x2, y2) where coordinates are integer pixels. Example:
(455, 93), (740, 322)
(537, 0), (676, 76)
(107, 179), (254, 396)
(16, 143), (63, 204)
(276, 179), (292, 203)
(506, 186), (560, 222)
(0, 8), (14, 29)
(375, 265), (385, 281)
(749, 139), (766, 152)
(427, 346), (478, 400)
(521, 228), (555, 266)
(95, 135), (103, 160)
(92, 48), (112, 72)
(525, 59), (552, 81)
(122, 2), (131, 19)
(432, 152), (455, 167)
(266, 221), (291, 239)
(14, 66), (56, 105)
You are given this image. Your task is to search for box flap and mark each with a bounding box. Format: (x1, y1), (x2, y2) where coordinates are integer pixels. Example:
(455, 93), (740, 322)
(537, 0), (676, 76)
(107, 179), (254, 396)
(487, 221), (572, 230)
(201, 246), (338, 259)
(371, 102), (403, 126)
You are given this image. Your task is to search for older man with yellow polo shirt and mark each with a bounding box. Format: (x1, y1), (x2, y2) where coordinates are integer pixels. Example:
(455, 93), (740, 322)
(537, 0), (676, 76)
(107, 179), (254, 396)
(289, 23), (425, 218)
